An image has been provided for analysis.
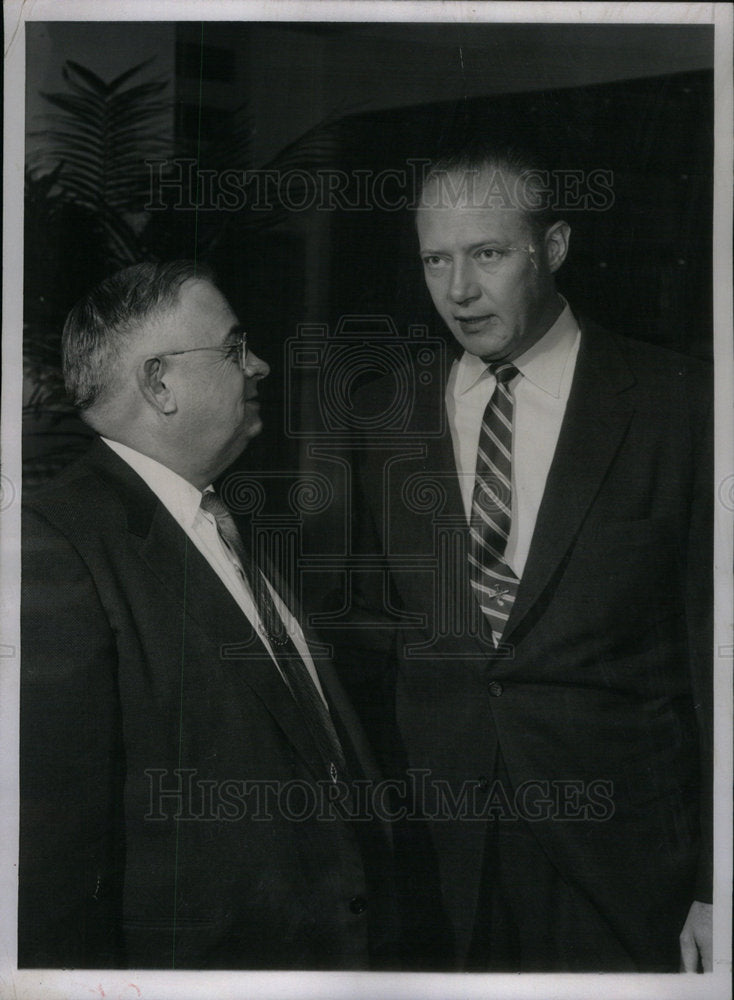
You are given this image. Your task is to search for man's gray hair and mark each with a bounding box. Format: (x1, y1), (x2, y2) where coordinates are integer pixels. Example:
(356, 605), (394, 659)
(62, 260), (214, 410)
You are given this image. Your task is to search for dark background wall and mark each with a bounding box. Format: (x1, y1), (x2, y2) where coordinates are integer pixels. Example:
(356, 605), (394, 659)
(23, 21), (714, 494)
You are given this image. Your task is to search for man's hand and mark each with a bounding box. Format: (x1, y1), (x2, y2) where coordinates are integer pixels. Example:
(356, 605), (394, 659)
(679, 900), (713, 972)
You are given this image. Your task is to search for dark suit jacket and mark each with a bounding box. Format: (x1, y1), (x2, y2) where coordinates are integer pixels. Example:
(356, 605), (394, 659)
(19, 439), (397, 970)
(335, 319), (712, 971)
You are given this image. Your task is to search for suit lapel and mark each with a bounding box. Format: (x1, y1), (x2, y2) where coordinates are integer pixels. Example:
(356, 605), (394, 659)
(503, 323), (636, 640)
(242, 539), (388, 787)
(85, 440), (332, 784)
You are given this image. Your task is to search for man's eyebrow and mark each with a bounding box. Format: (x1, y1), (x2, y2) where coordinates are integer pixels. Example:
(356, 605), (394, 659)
(465, 238), (514, 251)
(221, 322), (245, 344)
(419, 238), (512, 255)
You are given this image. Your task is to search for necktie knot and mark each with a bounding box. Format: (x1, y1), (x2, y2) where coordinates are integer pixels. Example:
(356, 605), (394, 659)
(487, 361), (519, 385)
(200, 490), (245, 562)
(200, 489), (231, 521)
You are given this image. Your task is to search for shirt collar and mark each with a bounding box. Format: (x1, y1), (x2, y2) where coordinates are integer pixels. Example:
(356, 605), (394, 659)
(100, 437), (205, 530)
(454, 298), (580, 400)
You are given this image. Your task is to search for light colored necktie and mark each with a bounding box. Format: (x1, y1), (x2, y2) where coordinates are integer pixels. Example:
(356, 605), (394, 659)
(200, 489), (347, 783)
(468, 362), (520, 643)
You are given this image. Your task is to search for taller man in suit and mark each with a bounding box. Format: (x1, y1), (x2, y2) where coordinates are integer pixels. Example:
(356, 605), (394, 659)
(19, 261), (397, 970)
(336, 142), (713, 972)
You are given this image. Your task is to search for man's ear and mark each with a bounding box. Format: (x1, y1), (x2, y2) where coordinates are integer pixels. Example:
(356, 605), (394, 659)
(139, 356), (177, 414)
(544, 220), (571, 274)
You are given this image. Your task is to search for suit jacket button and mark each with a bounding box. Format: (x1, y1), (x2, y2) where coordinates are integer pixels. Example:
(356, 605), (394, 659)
(488, 681), (503, 697)
(349, 896), (368, 915)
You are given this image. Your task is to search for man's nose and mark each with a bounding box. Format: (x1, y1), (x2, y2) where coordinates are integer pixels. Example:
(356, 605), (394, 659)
(244, 350), (270, 380)
(448, 259), (480, 305)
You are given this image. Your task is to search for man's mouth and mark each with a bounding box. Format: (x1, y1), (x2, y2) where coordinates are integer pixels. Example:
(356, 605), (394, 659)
(455, 314), (496, 332)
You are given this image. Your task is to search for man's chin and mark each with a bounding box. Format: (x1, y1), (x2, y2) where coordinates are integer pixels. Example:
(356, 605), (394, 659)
(223, 421), (264, 466)
(242, 418), (263, 445)
(452, 328), (512, 361)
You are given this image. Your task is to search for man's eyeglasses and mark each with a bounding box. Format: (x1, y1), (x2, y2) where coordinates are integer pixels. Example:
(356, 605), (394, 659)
(156, 328), (248, 371)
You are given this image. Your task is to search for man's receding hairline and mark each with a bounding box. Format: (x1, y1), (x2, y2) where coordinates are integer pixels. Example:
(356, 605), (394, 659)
(417, 170), (543, 234)
(418, 162), (553, 240)
(117, 274), (229, 364)
(131, 272), (211, 331)
(96, 276), (189, 381)
(421, 163), (540, 199)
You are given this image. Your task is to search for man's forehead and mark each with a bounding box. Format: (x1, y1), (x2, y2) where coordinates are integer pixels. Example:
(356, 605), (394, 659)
(178, 278), (236, 318)
(178, 275), (223, 304)
(139, 277), (236, 349)
(416, 194), (532, 243)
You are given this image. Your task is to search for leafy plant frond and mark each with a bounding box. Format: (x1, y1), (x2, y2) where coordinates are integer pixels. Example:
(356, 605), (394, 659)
(107, 58), (157, 92)
(63, 60), (111, 95)
(110, 79), (170, 103)
(37, 91), (104, 116)
(33, 60), (172, 213)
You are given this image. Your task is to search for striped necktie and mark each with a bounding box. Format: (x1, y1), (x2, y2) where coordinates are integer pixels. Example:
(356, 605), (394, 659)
(468, 361), (520, 644)
(200, 489), (347, 783)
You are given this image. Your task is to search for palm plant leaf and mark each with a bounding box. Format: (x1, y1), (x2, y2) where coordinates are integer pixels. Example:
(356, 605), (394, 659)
(107, 58), (158, 91)
(62, 60), (110, 95)
(29, 60), (171, 214)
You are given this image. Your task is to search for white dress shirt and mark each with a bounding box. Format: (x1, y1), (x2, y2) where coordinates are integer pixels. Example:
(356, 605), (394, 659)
(445, 301), (581, 578)
(101, 438), (327, 702)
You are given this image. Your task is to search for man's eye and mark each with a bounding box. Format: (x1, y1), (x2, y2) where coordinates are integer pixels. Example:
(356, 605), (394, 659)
(477, 248), (503, 263)
(422, 255), (447, 269)
(224, 343), (240, 361)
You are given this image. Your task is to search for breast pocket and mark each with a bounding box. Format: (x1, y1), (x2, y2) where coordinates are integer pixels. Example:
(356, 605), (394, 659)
(585, 515), (678, 549)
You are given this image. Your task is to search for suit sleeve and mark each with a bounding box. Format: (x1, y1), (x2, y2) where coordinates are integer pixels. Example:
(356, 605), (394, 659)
(19, 507), (125, 967)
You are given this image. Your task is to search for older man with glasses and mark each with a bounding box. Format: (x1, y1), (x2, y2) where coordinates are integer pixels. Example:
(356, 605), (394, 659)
(19, 260), (398, 971)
